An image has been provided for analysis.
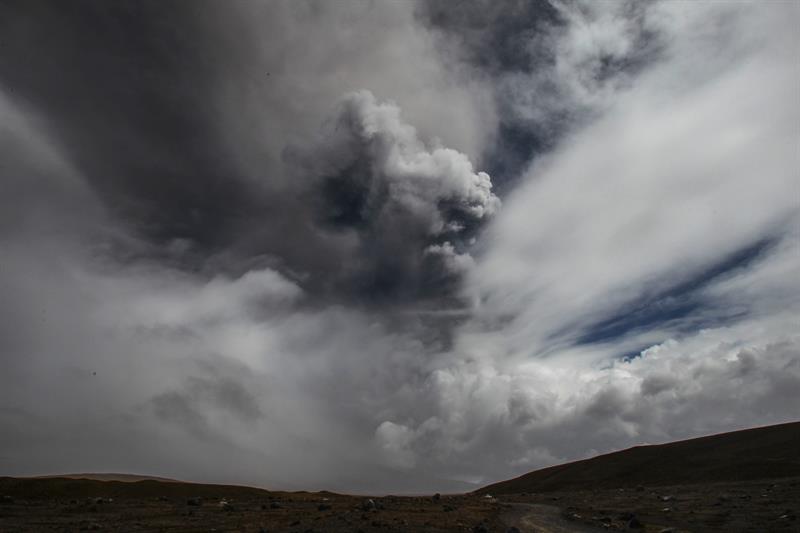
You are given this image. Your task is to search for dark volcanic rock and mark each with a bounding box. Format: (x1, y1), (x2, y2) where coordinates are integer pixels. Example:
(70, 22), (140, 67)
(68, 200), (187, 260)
(361, 499), (376, 511)
(627, 516), (643, 529)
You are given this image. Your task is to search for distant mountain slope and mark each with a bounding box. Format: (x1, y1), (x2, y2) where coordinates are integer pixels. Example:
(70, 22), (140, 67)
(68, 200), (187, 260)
(478, 421), (800, 494)
(33, 473), (181, 483)
(0, 477), (272, 500)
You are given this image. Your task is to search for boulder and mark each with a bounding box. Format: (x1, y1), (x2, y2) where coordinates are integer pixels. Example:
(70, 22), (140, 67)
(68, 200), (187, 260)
(361, 499), (376, 511)
(627, 517), (643, 529)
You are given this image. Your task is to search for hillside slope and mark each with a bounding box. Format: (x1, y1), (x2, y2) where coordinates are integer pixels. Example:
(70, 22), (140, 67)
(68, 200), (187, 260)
(32, 473), (181, 483)
(0, 476), (272, 500)
(479, 421), (800, 494)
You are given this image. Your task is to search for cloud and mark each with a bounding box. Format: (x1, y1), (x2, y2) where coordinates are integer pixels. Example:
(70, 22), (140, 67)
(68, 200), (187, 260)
(0, 0), (797, 495)
(370, 0), (800, 485)
(285, 90), (499, 303)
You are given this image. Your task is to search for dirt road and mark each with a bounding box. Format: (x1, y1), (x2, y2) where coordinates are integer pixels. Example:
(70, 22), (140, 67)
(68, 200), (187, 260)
(501, 502), (605, 533)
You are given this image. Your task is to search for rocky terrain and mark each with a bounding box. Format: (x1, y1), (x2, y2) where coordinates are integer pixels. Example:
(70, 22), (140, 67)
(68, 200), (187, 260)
(1, 422), (797, 531)
(0, 477), (505, 532)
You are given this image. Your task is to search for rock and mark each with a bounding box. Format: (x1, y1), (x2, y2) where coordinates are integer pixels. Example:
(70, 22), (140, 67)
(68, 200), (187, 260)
(660, 495), (673, 502)
(270, 501), (282, 509)
(317, 503), (332, 511)
(506, 527), (521, 533)
(432, 493), (441, 501)
(443, 504), (456, 512)
(186, 498), (202, 507)
(659, 528), (676, 533)
(635, 485), (645, 492)
(472, 524), (489, 533)
(627, 517), (643, 529)
(0, 496), (13, 504)
(361, 499), (376, 511)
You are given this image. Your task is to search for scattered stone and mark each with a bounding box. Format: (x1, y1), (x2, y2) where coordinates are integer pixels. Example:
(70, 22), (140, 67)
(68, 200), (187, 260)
(361, 499), (376, 511)
(627, 516), (643, 529)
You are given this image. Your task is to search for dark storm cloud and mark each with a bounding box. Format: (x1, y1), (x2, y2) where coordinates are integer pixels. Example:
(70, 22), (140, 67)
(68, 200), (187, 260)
(285, 91), (499, 304)
(0, 1), (255, 251)
(0, 1), (499, 308)
(1, 0), (798, 495)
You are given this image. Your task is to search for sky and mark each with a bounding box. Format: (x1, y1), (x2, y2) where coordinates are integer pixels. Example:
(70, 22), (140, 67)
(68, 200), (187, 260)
(0, 0), (798, 494)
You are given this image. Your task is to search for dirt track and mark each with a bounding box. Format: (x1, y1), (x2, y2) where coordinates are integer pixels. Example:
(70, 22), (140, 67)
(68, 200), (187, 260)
(501, 502), (604, 532)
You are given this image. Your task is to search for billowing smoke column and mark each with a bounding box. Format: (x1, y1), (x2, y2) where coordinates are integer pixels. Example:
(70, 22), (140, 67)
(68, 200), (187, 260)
(287, 91), (500, 305)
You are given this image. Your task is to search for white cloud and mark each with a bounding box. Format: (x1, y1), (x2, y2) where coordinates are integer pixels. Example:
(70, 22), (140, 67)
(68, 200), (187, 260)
(1, 0), (797, 494)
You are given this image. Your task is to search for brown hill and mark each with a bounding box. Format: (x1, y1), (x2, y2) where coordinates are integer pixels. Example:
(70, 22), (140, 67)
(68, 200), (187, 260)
(32, 473), (181, 483)
(0, 476), (272, 500)
(478, 421), (800, 494)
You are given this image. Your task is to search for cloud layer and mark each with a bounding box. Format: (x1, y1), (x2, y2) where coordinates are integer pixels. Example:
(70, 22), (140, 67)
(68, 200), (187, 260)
(0, 0), (797, 493)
